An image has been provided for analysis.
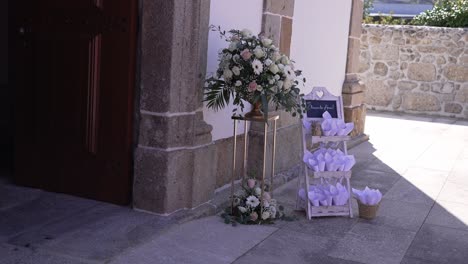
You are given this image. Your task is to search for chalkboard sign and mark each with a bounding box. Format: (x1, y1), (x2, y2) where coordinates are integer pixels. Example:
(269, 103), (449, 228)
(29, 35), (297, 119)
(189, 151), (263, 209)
(306, 100), (338, 118)
(302, 87), (344, 121)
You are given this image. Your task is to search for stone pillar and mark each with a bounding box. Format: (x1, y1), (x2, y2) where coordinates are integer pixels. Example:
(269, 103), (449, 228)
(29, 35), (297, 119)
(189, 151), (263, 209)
(262, 0), (294, 56)
(246, 0), (302, 182)
(134, 0), (216, 214)
(342, 0), (369, 144)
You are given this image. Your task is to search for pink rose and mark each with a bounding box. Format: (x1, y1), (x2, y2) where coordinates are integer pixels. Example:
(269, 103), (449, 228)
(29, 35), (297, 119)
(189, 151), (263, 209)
(247, 179), (256, 189)
(262, 192), (271, 202)
(250, 212), (258, 221)
(240, 49), (252, 61)
(248, 81), (257, 92)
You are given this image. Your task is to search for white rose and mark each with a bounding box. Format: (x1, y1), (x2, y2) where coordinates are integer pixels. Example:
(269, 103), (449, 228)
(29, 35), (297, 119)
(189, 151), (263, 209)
(283, 65), (296, 80)
(270, 206), (277, 218)
(270, 199), (277, 207)
(233, 54), (240, 63)
(283, 79), (292, 91)
(235, 80), (242, 87)
(241, 28), (253, 38)
(277, 80), (284, 89)
(254, 187), (262, 196)
(272, 52), (281, 62)
(229, 41), (238, 52)
(238, 206), (247, 213)
(268, 78), (275, 85)
(223, 69), (233, 80)
(232, 66), (241, 76)
(225, 54), (232, 61)
(253, 46), (265, 58)
(274, 74), (280, 80)
(261, 38), (273, 47)
(261, 211), (271, 220)
(265, 59), (273, 66)
(281, 56), (290, 65)
(256, 85), (263, 92)
(278, 64), (285, 71)
(269, 64), (279, 74)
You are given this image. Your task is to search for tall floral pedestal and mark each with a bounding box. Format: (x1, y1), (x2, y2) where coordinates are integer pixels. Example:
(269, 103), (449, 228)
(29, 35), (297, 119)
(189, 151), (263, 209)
(230, 114), (280, 214)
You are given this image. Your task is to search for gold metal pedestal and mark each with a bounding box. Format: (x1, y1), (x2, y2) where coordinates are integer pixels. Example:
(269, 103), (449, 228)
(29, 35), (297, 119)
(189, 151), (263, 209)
(230, 114), (280, 214)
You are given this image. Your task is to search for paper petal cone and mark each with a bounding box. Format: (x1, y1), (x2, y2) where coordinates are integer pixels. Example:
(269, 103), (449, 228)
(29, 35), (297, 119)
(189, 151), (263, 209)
(322, 111), (332, 119)
(298, 189), (306, 201)
(318, 161), (326, 171)
(302, 120), (312, 132)
(343, 156), (356, 171)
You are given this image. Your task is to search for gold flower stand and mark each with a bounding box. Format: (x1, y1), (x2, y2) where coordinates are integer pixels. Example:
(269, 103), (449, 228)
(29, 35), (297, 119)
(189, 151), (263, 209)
(230, 114), (280, 214)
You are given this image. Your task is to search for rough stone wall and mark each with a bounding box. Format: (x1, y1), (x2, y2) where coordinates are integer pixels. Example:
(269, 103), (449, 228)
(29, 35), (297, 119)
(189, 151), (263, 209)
(359, 24), (468, 118)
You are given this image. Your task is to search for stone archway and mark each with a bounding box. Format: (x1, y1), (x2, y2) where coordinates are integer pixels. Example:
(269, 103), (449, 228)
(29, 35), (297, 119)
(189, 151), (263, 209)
(134, 0), (216, 214)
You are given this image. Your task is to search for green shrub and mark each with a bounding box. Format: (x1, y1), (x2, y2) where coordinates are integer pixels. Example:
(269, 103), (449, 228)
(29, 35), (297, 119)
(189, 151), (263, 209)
(363, 0), (374, 18)
(363, 12), (408, 25)
(412, 0), (468, 27)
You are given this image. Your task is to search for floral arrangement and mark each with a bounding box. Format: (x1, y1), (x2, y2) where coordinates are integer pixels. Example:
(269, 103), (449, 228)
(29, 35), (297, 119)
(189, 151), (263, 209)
(204, 26), (306, 118)
(221, 177), (285, 225)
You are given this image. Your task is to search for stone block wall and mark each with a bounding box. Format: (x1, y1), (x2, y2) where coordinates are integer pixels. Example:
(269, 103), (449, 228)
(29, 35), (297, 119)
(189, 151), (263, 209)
(359, 24), (468, 118)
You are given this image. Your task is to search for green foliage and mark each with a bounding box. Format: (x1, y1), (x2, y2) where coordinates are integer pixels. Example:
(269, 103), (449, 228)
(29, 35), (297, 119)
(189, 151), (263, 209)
(412, 0), (468, 27)
(363, 0), (374, 18)
(364, 12), (408, 25)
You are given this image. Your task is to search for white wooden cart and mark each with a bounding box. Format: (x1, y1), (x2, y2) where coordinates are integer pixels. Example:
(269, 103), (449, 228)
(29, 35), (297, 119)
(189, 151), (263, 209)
(296, 87), (353, 219)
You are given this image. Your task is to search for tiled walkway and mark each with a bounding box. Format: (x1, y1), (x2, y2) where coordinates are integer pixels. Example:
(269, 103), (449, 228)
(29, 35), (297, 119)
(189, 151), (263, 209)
(1, 111), (468, 264)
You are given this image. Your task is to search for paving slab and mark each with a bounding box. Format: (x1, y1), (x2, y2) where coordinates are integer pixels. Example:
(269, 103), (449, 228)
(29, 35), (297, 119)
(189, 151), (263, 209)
(109, 216), (278, 264)
(383, 178), (441, 206)
(0, 192), (99, 239)
(348, 141), (377, 163)
(360, 198), (432, 232)
(233, 228), (350, 264)
(405, 224), (468, 264)
(447, 158), (468, 187)
(400, 256), (440, 264)
(425, 200), (468, 231)
(351, 169), (401, 195)
(361, 157), (409, 175)
(328, 222), (416, 264)
(437, 181), (468, 205)
(402, 167), (449, 187)
(37, 205), (167, 262)
(0, 184), (42, 211)
(0, 243), (90, 264)
(283, 216), (358, 239)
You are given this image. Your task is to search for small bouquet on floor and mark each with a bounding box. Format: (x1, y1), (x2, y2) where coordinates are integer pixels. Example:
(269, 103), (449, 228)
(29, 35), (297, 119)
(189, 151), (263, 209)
(221, 173), (290, 225)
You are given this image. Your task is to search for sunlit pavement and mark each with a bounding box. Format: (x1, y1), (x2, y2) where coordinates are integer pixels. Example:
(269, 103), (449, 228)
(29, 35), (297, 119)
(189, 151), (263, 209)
(1, 111), (468, 264)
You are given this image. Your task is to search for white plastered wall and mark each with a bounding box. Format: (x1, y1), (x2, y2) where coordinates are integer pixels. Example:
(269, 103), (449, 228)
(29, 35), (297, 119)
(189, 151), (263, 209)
(203, 0), (263, 141)
(290, 0), (352, 97)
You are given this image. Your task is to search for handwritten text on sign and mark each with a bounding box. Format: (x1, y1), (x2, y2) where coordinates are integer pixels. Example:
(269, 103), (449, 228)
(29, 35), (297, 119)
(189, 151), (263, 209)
(305, 100), (338, 118)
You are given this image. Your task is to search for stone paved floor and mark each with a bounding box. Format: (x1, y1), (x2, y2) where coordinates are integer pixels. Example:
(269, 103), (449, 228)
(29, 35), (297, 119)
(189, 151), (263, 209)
(1, 111), (468, 264)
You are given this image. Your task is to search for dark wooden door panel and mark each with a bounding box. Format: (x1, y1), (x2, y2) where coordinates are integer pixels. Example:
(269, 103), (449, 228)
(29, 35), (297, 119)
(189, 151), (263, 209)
(12, 0), (136, 204)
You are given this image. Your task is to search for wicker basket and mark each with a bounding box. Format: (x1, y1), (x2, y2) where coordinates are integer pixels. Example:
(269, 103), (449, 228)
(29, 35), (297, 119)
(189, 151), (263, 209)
(357, 200), (380, 219)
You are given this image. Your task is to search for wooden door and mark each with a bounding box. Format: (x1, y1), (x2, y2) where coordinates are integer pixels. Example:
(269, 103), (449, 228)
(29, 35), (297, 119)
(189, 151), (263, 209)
(11, 0), (137, 205)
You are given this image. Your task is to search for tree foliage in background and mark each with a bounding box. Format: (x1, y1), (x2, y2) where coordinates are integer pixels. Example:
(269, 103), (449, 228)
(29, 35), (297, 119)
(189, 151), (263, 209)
(363, 0), (374, 18)
(412, 0), (468, 27)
